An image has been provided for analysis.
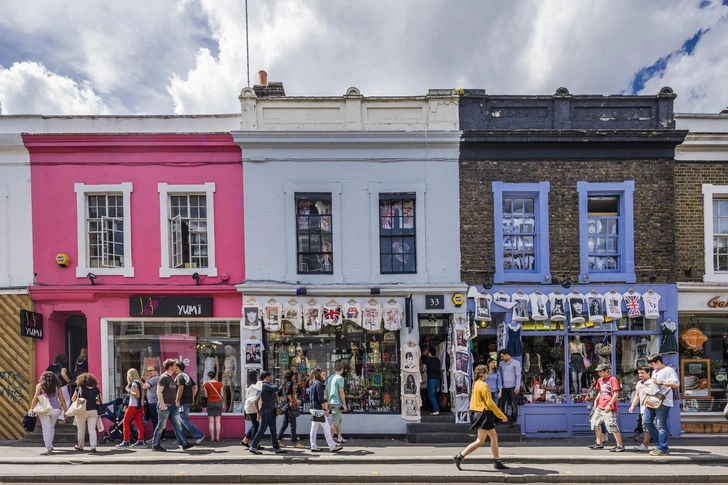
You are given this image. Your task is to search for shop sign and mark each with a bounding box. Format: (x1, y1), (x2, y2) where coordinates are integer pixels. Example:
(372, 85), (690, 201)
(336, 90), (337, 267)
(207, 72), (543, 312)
(129, 296), (213, 317)
(708, 296), (728, 308)
(19, 310), (43, 339)
(451, 293), (465, 307)
(680, 327), (708, 350)
(425, 295), (445, 310)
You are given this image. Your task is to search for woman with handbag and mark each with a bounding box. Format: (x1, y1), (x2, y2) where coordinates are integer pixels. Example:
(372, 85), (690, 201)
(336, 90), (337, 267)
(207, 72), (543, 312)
(71, 372), (101, 453)
(116, 368), (145, 448)
(241, 369), (262, 449)
(46, 354), (71, 421)
(277, 370), (305, 449)
(453, 364), (509, 471)
(249, 371), (285, 454)
(203, 370), (225, 441)
(308, 368), (342, 453)
(30, 371), (67, 455)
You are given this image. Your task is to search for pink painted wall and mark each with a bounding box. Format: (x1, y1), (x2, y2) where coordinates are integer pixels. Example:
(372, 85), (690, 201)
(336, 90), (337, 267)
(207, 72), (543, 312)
(24, 134), (246, 438)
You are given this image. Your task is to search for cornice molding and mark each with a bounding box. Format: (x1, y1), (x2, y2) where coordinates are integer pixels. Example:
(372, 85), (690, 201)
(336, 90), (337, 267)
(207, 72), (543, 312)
(30, 284), (238, 303)
(21, 134), (240, 154)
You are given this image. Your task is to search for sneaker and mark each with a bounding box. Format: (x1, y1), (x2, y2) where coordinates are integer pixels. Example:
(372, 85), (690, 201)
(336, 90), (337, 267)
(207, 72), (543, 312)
(132, 440), (145, 447)
(633, 444), (649, 451)
(146, 440), (155, 445)
(195, 436), (205, 446)
(453, 454), (463, 470)
(116, 441), (130, 448)
(609, 446), (625, 453)
(41, 449), (52, 455)
(650, 449), (668, 456)
(151, 446), (167, 452)
(588, 443), (604, 449)
(335, 437), (347, 444)
(494, 460), (509, 470)
(182, 442), (196, 451)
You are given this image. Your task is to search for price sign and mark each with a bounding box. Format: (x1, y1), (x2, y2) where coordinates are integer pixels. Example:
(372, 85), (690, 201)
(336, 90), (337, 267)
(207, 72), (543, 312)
(425, 295), (445, 310)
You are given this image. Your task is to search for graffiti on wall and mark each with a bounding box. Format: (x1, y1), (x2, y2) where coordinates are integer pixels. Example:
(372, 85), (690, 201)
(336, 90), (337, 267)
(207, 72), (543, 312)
(0, 371), (28, 403)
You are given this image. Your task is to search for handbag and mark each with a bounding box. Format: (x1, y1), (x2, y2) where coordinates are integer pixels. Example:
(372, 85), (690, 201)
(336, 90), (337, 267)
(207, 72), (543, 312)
(288, 405), (301, 418)
(274, 406), (283, 416)
(33, 395), (52, 415)
(581, 351), (591, 369)
(22, 412), (37, 432)
(96, 402), (108, 415)
(65, 397), (87, 417)
(644, 393), (665, 410)
(311, 410), (326, 423)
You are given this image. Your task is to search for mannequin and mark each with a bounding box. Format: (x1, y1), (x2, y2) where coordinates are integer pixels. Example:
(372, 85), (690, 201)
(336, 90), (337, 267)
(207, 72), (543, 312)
(222, 345), (237, 412)
(569, 336), (586, 392)
(201, 345), (219, 384)
(143, 346), (161, 374)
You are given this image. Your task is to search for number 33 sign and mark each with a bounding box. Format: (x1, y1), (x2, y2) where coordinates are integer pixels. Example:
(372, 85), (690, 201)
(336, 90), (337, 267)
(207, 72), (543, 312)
(425, 295), (445, 309)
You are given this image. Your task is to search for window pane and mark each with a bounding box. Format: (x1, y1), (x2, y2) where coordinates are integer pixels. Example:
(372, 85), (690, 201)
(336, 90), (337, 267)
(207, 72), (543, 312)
(296, 194), (333, 274)
(720, 200), (728, 216)
(513, 198), (524, 214)
(503, 217), (512, 234)
(502, 198), (512, 214)
(524, 198), (534, 214)
(381, 254), (392, 273)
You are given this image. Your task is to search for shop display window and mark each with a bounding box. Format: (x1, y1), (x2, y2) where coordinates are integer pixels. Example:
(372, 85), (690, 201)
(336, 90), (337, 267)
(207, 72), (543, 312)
(108, 320), (242, 413)
(678, 316), (728, 414)
(521, 336), (566, 403)
(263, 321), (401, 413)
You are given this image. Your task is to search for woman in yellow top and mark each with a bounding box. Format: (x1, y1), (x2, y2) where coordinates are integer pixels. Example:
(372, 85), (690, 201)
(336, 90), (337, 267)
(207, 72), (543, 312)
(453, 364), (509, 470)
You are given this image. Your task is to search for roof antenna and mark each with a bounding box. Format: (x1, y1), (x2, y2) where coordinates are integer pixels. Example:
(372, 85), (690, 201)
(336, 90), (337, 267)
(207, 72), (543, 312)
(245, 0), (250, 87)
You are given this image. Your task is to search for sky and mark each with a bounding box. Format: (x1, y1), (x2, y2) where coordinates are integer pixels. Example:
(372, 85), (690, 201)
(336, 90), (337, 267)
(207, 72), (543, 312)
(0, 0), (726, 116)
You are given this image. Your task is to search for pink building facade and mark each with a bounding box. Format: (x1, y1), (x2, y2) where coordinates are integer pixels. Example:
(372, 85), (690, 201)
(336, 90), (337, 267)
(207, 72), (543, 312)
(25, 133), (246, 437)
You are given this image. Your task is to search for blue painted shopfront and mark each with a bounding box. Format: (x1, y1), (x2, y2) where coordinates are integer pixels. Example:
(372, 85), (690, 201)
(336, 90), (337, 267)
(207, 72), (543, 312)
(467, 283), (680, 439)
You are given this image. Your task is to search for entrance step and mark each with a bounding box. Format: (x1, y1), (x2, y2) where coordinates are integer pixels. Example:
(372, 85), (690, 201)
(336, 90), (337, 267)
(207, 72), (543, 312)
(406, 417), (524, 443)
(22, 422), (84, 444)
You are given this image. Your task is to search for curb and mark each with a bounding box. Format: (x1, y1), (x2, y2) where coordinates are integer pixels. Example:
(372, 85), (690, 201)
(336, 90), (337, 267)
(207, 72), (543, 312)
(2, 473), (728, 483)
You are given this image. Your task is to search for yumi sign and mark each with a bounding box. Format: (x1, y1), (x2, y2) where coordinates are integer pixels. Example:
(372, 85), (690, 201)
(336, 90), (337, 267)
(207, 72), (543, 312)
(129, 296), (213, 317)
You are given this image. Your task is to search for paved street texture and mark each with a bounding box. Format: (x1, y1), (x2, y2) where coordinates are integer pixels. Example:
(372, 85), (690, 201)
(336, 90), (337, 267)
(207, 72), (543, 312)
(0, 438), (727, 483)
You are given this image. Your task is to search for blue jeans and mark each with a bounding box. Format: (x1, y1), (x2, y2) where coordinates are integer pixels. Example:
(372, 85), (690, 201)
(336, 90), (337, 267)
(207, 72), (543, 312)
(427, 379), (440, 412)
(278, 406), (298, 443)
(643, 405), (671, 453)
(180, 403), (204, 440)
(251, 408), (279, 451)
(152, 404), (187, 448)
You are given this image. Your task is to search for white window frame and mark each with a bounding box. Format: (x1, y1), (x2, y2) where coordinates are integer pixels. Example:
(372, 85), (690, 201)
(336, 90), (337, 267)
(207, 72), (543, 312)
(74, 182), (134, 278)
(284, 182), (343, 284)
(158, 183), (217, 278)
(703, 184), (728, 283)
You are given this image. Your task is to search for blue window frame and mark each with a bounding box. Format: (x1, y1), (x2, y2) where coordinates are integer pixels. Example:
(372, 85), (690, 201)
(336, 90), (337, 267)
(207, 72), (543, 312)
(493, 182), (550, 284)
(577, 181), (635, 283)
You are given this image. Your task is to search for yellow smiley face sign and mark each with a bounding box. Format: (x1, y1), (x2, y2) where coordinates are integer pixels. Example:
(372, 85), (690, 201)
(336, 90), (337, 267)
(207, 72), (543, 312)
(452, 293), (465, 307)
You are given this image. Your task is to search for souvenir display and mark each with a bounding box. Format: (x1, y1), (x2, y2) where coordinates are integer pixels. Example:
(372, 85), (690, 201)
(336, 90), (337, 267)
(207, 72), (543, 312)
(642, 290), (661, 319)
(322, 301), (342, 327)
(343, 300), (363, 327)
(263, 300), (282, 331)
(605, 290), (623, 319)
(623, 289), (642, 318)
(303, 300), (323, 333)
(401, 342), (421, 373)
(474, 290), (492, 322)
(243, 299), (263, 330)
(586, 291), (604, 324)
(511, 291), (530, 321)
(529, 291), (549, 321)
(383, 300), (404, 331)
(567, 291), (586, 325)
(548, 291), (567, 322)
(362, 300), (382, 331)
(284, 299), (303, 330)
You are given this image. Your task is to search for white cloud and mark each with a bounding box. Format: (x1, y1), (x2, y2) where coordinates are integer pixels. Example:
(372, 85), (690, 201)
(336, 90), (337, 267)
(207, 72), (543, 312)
(0, 61), (112, 115)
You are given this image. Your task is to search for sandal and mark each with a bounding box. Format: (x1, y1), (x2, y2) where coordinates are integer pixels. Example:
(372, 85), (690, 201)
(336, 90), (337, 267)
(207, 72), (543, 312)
(74, 445), (83, 451)
(331, 446), (343, 452)
(249, 449), (262, 455)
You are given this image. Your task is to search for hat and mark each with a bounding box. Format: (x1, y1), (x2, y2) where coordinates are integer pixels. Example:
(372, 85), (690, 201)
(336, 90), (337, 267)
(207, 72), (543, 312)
(596, 363), (610, 371)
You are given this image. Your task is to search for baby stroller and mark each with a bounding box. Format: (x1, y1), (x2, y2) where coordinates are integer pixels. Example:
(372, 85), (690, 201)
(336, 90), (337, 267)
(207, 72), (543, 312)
(97, 398), (138, 444)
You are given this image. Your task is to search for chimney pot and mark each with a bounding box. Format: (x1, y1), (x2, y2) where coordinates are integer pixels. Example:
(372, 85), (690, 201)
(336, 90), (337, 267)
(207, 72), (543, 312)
(258, 70), (268, 86)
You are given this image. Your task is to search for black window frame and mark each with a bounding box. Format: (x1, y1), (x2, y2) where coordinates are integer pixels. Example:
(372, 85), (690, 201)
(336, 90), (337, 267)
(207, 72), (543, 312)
(379, 193), (417, 274)
(295, 192), (333, 275)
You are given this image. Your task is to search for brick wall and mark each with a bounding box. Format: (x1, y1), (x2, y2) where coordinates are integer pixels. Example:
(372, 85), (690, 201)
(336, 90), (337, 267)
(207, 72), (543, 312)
(460, 159), (675, 285)
(674, 161), (728, 281)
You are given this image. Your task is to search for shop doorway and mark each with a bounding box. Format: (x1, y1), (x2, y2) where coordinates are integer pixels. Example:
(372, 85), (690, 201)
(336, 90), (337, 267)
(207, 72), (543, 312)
(65, 314), (87, 375)
(418, 313), (451, 412)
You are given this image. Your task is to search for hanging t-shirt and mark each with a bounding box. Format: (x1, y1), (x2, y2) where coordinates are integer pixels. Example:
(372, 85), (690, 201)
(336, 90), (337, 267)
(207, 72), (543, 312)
(511, 293), (530, 321)
(401, 394), (422, 421)
(493, 291), (512, 309)
(586, 293), (604, 324)
(284, 300), (303, 330)
(529, 292), (549, 321)
(362, 301), (382, 331)
(322, 303), (342, 327)
(567, 292), (586, 325)
(303, 301), (323, 332)
(623, 291), (642, 318)
(243, 301), (263, 330)
(383, 301), (404, 331)
(497, 322), (507, 351)
(343, 301), (362, 327)
(605, 291), (623, 319)
(548, 292), (567, 322)
(401, 343), (421, 374)
(402, 372), (421, 395)
(642, 291), (661, 319)
(474, 291), (492, 322)
(263, 301), (283, 331)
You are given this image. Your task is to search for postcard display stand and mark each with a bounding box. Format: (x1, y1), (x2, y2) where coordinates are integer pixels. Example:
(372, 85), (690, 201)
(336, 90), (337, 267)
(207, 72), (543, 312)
(452, 315), (473, 424)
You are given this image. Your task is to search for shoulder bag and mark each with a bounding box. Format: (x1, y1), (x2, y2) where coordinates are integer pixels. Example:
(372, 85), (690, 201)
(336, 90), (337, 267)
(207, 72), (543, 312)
(644, 393), (665, 410)
(311, 409), (326, 423)
(65, 397), (87, 417)
(286, 383), (301, 418)
(33, 394), (52, 415)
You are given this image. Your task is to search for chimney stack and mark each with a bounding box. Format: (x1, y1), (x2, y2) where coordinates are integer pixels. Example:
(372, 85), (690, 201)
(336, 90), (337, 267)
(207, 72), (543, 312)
(258, 70), (268, 86)
(253, 70), (285, 98)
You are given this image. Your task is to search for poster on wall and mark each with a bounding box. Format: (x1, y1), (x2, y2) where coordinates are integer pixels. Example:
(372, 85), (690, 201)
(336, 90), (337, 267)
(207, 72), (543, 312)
(245, 339), (264, 367)
(681, 359), (711, 399)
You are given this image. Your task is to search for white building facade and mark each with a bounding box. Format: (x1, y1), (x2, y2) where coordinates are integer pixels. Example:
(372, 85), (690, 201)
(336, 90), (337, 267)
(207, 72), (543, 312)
(234, 84), (464, 435)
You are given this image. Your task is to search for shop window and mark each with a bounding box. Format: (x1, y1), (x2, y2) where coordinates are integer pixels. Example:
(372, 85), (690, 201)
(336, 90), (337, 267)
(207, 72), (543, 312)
(107, 320), (241, 414)
(75, 182), (134, 277)
(158, 183), (217, 278)
(521, 336), (566, 403)
(492, 182), (551, 284)
(615, 334), (661, 403)
(379, 194), (416, 274)
(263, 321), (401, 413)
(703, 185), (728, 282)
(296, 193), (333, 275)
(577, 181), (635, 283)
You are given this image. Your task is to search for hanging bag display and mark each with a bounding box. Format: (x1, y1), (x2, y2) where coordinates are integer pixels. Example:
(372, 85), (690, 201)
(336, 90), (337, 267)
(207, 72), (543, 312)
(65, 397), (87, 417)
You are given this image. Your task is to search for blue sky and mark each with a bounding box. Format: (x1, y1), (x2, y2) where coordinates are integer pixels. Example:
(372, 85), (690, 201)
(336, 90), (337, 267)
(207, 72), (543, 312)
(0, 0), (726, 115)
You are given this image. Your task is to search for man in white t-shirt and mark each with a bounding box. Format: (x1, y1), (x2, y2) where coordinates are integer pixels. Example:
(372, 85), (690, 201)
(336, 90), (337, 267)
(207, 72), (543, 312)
(644, 354), (679, 456)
